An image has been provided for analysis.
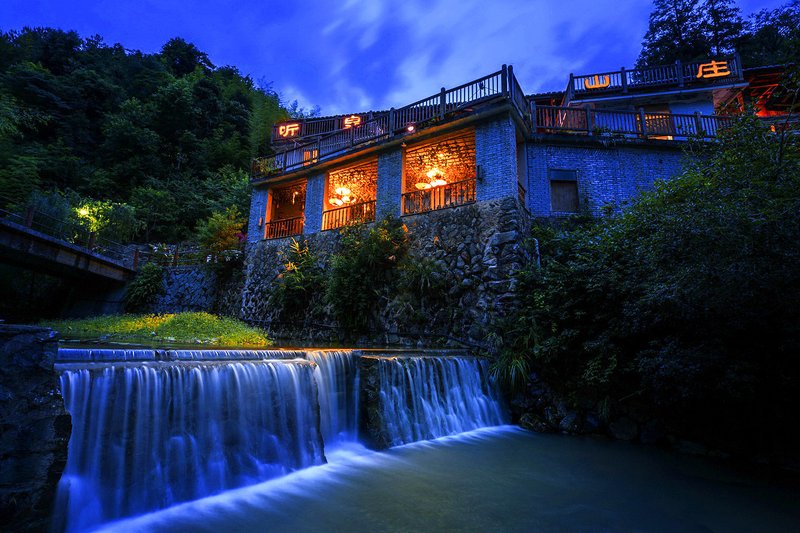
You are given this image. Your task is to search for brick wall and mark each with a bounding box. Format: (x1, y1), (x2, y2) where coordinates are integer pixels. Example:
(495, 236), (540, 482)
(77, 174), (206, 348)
(304, 173), (325, 233)
(247, 187), (269, 243)
(476, 116), (518, 202)
(376, 149), (402, 219)
(525, 140), (686, 216)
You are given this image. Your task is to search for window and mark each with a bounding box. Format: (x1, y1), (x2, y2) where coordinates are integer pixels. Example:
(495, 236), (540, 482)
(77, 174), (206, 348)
(549, 169), (579, 213)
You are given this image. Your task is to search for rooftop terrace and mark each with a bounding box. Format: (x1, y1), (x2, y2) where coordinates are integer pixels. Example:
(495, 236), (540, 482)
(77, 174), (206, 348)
(252, 57), (789, 182)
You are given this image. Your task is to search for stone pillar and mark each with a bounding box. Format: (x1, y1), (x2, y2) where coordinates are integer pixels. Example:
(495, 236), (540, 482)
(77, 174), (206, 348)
(303, 173), (325, 234)
(475, 116), (518, 202)
(0, 325), (70, 532)
(376, 149), (402, 220)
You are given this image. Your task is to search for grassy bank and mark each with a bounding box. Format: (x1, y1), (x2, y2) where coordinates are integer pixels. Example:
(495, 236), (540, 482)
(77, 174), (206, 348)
(42, 312), (271, 347)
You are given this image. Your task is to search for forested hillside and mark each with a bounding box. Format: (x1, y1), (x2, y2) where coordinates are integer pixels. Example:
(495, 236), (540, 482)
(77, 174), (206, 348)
(0, 28), (289, 242)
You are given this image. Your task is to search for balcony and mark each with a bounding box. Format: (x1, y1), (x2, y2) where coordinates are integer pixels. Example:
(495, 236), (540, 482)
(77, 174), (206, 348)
(402, 178), (476, 215)
(566, 57), (743, 103)
(322, 200), (376, 231)
(532, 105), (734, 139)
(264, 216), (304, 240)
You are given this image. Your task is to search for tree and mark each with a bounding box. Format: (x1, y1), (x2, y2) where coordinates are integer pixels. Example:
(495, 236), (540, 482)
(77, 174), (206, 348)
(700, 0), (744, 56)
(739, 1), (800, 66)
(637, 0), (709, 67)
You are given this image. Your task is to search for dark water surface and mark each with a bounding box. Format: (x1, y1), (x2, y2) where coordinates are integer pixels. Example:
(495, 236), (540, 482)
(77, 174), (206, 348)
(98, 426), (800, 532)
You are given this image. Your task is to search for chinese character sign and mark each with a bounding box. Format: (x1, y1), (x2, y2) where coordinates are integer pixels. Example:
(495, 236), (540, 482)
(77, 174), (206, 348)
(583, 75), (611, 90)
(343, 115), (362, 129)
(696, 60), (730, 79)
(278, 123), (301, 137)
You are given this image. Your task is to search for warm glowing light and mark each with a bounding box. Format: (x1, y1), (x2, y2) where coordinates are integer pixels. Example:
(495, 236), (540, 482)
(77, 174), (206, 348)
(343, 115), (362, 128)
(77, 207), (90, 217)
(335, 187), (351, 196)
(279, 123), (301, 137)
(415, 182), (432, 190)
(431, 178), (447, 187)
(583, 74), (611, 90)
(331, 198), (344, 206)
(426, 168), (442, 179)
(406, 124), (415, 132)
(696, 60), (730, 79)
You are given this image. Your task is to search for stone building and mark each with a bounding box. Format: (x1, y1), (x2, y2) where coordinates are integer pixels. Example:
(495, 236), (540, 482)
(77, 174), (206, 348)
(240, 56), (789, 342)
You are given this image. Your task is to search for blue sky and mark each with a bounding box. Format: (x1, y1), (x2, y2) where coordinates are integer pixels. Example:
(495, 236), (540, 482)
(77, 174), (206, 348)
(0, 0), (783, 115)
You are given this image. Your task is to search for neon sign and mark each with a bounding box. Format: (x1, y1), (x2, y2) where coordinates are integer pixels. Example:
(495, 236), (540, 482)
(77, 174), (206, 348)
(278, 123), (301, 137)
(583, 75), (611, 90)
(343, 115), (362, 128)
(696, 60), (730, 79)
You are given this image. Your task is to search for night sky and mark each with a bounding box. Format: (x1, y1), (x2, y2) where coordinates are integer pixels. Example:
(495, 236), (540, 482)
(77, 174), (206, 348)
(0, 0), (783, 115)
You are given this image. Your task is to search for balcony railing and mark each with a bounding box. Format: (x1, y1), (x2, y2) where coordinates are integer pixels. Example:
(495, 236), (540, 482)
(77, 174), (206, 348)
(322, 200), (376, 231)
(531, 105), (734, 139)
(264, 216), (304, 240)
(253, 67), (516, 179)
(402, 178), (476, 215)
(567, 56), (742, 102)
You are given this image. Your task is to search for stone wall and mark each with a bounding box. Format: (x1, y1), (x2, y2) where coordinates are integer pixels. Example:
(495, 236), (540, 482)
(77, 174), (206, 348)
(0, 325), (70, 532)
(147, 266), (219, 314)
(240, 196), (530, 346)
(525, 138), (686, 216)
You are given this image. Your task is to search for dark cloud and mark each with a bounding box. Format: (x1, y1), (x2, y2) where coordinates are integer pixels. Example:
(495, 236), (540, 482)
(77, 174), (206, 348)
(0, 0), (785, 115)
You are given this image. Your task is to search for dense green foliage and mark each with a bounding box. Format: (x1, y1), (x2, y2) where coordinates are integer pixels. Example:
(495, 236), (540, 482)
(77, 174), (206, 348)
(124, 262), (165, 312)
(273, 238), (325, 320)
(42, 312), (270, 346)
(0, 28), (288, 241)
(498, 115), (800, 453)
(637, 0), (799, 67)
(270, 217), (450, 336)
(327, 217), (410, 332)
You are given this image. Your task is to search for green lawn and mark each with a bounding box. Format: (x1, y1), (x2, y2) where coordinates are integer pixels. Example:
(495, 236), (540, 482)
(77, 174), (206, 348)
(42, 312), (271, 347)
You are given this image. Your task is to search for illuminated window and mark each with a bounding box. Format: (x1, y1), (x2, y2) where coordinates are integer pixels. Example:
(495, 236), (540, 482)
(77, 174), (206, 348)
(323, 159), (378, 230)
(549, 169), (579, 213)
(402, 130), (476, 214)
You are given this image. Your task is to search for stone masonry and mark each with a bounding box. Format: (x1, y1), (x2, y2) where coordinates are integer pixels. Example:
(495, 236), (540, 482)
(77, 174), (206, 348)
(240, 196), (530, 346)
(0, 325), (70, 532)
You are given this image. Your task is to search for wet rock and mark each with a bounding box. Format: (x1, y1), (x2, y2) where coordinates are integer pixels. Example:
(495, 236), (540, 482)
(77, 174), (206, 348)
(559, 412), (581, 433)
(0, 325), (70, 532)
(520, 413), (554, 433)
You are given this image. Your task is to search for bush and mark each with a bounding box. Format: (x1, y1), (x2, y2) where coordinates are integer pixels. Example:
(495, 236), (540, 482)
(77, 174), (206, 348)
(124, 262), (164, 311)
(327, 216), (409, 333)
(501, 114), (800, 454)
(273, 238), (325, 320)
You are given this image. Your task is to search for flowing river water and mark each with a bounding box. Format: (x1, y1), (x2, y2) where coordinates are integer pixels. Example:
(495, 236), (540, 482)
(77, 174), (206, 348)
(52, 348), (800, 532)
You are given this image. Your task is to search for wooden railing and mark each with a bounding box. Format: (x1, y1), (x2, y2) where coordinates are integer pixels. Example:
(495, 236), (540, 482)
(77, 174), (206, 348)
(253, 68), (509, 179)
(264, 216), (304, 240)
(402, 178), (476, 215)
(567, 56), (742, 102)
(531, 105), (734, 139)
(0, 196), (131, 263)
(322, 200), (376, 231)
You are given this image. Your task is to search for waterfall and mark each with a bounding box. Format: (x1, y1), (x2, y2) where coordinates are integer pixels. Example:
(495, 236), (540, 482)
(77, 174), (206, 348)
(377, 356), (506, 446)
(307, 350), (360, 446)
(54, 358), (324, 532)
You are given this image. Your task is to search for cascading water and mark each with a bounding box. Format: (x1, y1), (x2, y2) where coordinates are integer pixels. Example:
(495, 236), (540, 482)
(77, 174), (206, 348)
(377, 356), (506, 446)
(307, 350), (360, 446)
(52, 348), (506, 532)
(54, 357), (324, 532)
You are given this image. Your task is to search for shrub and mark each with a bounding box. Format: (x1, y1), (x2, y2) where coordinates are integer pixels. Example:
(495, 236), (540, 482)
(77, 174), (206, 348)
(124, 262), (164, 311)
(273, 238), (325, 320)
(327, 216), (409, 333)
